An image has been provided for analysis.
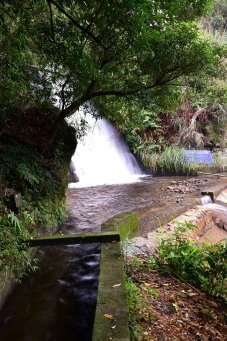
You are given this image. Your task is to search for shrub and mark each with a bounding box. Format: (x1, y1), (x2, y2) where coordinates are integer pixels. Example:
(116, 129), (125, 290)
(0, 122), (76, 200)
(153, 222), (227, 300)
(0, 190), (68, 278)
(0, 120), (76, 276)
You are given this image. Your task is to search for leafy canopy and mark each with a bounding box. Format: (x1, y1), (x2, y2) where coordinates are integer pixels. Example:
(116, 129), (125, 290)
(0, 0), (222, 143)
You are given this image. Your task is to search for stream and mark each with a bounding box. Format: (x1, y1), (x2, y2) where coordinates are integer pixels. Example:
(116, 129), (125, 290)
(0, 180), (226, 340)
(0, 178), (161, 341)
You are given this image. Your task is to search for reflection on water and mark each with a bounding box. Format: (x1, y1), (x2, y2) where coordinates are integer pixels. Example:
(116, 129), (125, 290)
(0, 177), (167, 341)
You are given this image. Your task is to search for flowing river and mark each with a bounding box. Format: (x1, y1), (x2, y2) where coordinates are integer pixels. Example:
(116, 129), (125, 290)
(1, 177), (226, 340)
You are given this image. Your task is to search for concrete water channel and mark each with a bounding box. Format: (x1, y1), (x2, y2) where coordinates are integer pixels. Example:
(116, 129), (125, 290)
(0, 176), (225, 340)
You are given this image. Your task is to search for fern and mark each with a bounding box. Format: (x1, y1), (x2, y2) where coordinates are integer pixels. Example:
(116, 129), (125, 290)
(17, 164), (39, 185)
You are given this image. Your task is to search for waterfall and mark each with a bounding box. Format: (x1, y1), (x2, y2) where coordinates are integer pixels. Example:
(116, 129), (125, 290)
(201, 193), (227, 228)
(201, 195), (213, 205)
(69, 109), (143, 187)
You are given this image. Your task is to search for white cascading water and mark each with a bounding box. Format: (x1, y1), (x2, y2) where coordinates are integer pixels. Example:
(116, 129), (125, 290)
(69, 109), (143, 187)
(201, 195), (213, 205)
(201, 192), (227, 224)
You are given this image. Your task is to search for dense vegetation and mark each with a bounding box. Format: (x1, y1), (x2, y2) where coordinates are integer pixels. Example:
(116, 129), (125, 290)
(0, 0), (226, 274)
(95, 1), (226, 160)
(0, 122), (76, 275)
(140, 146), (197, 176)
(0, 0), (224, 144)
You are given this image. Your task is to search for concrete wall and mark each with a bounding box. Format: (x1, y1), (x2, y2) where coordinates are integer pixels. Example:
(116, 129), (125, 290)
(92, 212), (138, 341)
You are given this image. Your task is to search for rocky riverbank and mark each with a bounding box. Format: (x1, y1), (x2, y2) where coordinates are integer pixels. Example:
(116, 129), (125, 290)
(129, 175), (227, 255)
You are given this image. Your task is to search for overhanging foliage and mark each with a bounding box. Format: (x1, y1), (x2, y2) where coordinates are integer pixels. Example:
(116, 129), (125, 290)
(0, 0), (223, 145)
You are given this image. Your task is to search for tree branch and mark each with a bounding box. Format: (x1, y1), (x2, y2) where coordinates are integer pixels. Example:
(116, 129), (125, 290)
(60, 79), (97, 118)
(60, 74), (71, 110)
(87, 76), (179, 99)
(58, 71), (184, 120)
(85, 0), (105, 32)
(46, 0), (55, 43)
(49, 0), (108, 50)
(49, 68), (188, 142)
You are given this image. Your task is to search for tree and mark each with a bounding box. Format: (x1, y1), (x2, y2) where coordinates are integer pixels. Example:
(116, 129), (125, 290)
(0, 0), (223, 147)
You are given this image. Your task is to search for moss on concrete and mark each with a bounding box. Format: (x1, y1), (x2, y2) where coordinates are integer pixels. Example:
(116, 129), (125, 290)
(26, 231), (120, 246)
(102, 212), (138, 240)
(93, 212), (138, 341)
(93, 241), (130, 341)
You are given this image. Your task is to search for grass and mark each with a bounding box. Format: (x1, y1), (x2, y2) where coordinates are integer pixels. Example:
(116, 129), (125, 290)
(140, 145), (227, 176)
(140, 146), (197, 176)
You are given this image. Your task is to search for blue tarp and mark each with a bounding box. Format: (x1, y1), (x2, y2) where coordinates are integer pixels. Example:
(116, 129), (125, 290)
(183, 150), (213, 163)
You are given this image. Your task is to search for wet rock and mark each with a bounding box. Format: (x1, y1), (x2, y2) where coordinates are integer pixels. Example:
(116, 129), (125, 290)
(164, 180), (198, 195)
(129, 236), (157, 256)
(216, 219), (227, 231)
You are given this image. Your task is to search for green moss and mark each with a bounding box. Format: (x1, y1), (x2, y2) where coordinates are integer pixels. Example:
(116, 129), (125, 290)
(102, 212), (138, 240)
(93, 241), (130, 341)
(93, 213), (137, 341)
